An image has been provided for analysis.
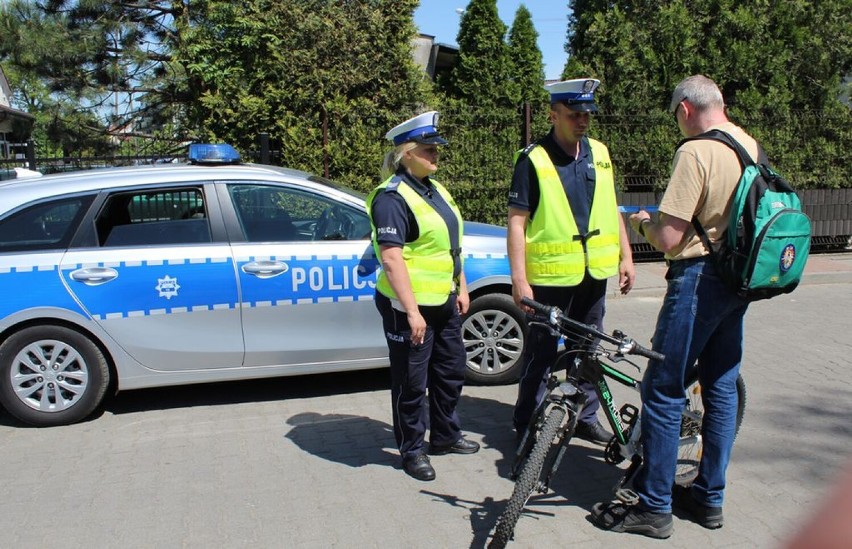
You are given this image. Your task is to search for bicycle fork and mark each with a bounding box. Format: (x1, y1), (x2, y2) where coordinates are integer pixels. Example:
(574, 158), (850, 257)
(536, 383), (588, 493)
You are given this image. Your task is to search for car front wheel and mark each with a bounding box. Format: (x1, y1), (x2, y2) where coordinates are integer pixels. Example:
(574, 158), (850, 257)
(0, 325), (110, 427)
(462, 294), (526, 384)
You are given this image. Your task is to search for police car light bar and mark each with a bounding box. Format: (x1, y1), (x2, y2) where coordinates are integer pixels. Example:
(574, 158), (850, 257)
(188, 143), (241, 165)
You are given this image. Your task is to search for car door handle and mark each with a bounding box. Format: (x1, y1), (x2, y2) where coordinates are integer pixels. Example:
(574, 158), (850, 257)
(241, 261), (289, 279)
(69, 267), (119, 286)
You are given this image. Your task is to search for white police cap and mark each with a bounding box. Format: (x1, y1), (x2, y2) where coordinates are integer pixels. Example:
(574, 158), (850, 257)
(545, 78), (600, 113)
(385, 111), (448, 146)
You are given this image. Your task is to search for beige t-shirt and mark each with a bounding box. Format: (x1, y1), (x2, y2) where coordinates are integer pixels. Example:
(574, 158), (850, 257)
(658, 122), (759, 260)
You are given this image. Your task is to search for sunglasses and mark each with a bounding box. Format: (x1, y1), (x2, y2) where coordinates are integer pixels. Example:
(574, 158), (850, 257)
(671, 95), (688, 122)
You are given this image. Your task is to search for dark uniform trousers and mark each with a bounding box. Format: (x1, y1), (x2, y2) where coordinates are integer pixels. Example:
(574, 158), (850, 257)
(513, 272), (607, 433)
(375, 291), (466, 461)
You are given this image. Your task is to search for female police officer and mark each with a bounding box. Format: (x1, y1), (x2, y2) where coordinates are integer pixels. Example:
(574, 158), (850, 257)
(367, 111), (480, 482)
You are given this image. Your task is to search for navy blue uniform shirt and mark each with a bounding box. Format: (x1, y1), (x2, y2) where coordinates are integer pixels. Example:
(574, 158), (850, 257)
(508, 130), (596, 235)
(371, 170), (462, 279)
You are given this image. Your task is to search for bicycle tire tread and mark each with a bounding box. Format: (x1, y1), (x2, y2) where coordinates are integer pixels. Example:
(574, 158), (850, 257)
(490, 406), (567, 548)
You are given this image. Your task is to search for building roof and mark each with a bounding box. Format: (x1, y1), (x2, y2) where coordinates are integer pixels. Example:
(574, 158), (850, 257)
(412, 34), (459, 80)
(0, 65), (35, 136)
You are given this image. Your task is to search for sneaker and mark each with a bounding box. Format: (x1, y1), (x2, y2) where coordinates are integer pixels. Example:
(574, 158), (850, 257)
(671, 484), (724, 529)
(575, 420), (612, 445)
(590, 501), (673, 539)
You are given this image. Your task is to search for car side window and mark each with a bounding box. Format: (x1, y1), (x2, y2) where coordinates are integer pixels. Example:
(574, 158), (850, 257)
(228, 184), (371, 242)
(0, 195), (94, 253)
(97, 187), (211, 247)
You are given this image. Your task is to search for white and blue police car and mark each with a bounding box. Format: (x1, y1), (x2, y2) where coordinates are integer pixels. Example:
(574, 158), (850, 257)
(0, 144), (524, 426)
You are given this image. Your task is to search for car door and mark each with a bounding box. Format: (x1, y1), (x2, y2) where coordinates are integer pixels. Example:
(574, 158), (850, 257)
(221, 181), (386, 369)
(60, 184), (244, 371)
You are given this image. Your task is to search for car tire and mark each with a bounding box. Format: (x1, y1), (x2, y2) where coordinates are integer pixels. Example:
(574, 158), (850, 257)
(0, 325), (110, 427)
(462, 293), (527, 385)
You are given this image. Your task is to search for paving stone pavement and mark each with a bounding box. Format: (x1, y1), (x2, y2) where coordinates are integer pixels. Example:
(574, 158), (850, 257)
(1, 254), (851, 548)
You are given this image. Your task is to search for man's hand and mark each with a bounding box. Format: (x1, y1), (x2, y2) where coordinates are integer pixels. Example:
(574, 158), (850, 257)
(512, 280), (534, 313)
(629, 211), (651, 235)
(456, 289), (470, 316)
(507, 208), (533, 312)
(619, 259), (635, 295)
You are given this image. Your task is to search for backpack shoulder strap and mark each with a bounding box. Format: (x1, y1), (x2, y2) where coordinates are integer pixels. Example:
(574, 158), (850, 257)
(677, 130), (753, 256)
(680, 129), (774, 255)
(691, 216), (715, 257)
(678, 128), (770, 169)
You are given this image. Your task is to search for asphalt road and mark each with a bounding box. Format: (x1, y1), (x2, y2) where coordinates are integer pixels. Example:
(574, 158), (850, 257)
(1, 269), (851, 548)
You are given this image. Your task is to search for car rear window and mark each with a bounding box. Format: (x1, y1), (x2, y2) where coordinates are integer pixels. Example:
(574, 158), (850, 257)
(97, 187), (212, 247)
(0, 196), (94, 253)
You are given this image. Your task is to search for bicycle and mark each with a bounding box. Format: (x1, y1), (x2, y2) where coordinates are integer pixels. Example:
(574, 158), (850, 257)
(488, 297), (747, 548)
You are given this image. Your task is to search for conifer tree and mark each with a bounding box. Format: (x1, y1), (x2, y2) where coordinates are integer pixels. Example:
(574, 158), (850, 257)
(179, 0), (429, 188)
(0, 0), (189, 138)
(507, 5), (548, 106)
(564, 0), (852, 189)
(436, 0), (518, 223)
(446, 0), (513, 108)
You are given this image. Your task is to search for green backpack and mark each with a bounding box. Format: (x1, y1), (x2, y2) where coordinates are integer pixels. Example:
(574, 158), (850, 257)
(685, 130), (811, 301)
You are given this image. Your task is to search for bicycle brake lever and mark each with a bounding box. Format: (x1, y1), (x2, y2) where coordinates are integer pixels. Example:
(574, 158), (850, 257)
(546, 326), (561, 338)
(527, 321), (561, 338)
(609, 353), (642, 372)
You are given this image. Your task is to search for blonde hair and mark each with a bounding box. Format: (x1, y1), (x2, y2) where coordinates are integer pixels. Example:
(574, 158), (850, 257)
(380, 141), (418, 180)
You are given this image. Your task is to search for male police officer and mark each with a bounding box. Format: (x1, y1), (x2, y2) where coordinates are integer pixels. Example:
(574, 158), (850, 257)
(508, 78), (635, 445)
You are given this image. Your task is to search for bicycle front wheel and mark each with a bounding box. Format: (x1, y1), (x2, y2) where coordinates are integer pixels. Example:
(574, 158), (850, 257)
(490, 405), (567, 549)
(676, 371), (747, 485)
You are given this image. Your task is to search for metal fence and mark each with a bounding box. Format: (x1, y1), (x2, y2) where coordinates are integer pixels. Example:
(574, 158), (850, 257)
(3, 120), (849, 258)
(622, 189), (852, 260)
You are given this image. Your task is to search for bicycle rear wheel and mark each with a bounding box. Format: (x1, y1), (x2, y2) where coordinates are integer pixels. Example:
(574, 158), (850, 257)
(490, 405), (567, 549)
(676, 371), (747, 485)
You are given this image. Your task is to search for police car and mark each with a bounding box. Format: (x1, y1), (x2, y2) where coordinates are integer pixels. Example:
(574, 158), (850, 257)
(0, 144), (524, 426)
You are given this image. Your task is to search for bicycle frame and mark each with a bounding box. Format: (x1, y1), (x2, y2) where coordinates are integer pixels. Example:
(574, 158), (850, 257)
(585, 356), (641, 444)
(526, 348), (645, 495)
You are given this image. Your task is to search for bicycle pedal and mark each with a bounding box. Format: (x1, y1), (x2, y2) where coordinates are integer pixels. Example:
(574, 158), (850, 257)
(619, 403), (639, 425)
(614, 488), (639, 506)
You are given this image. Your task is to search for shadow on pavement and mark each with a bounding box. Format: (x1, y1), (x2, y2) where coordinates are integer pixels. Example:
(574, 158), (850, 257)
(284, 411), (398, 469)
(418, 490), (504, 549)
(424, 392), (625, 547)
(102, 367), (390, 416)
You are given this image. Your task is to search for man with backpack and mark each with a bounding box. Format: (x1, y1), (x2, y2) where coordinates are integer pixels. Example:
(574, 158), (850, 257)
(590, 75), (757, 538)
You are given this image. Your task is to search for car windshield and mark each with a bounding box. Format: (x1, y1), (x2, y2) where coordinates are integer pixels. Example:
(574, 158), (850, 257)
(308, 175), (366, 201)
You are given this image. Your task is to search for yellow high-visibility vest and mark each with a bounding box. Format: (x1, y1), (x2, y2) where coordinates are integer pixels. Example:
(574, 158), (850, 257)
(523, 139), (620, 285)
(367, 176), (463, 306)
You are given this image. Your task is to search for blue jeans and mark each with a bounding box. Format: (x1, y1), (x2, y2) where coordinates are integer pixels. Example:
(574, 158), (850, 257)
(635, 257), (749, 513)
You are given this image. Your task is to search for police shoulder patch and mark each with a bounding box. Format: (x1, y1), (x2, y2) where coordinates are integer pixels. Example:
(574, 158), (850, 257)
(385, 175), (403, 192)
(521, 142), (538, 156)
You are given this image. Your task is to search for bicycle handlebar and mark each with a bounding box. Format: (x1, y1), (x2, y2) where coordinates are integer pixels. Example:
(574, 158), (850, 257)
(520, 297), (665, 362)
